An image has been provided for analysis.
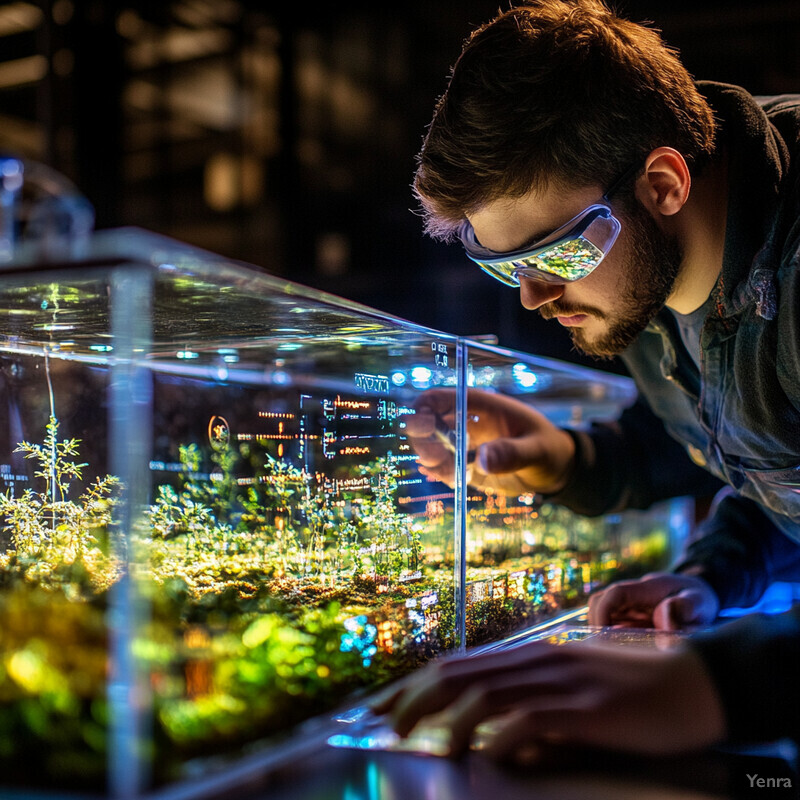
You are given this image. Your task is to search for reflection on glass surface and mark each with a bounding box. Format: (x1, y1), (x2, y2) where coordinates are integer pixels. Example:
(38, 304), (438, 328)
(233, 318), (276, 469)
(325, 619), (683, 759)
(0, 229), (689, 793)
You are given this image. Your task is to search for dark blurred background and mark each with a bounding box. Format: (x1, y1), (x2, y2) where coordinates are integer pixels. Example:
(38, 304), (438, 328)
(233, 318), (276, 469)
(2, 0), (799, 373)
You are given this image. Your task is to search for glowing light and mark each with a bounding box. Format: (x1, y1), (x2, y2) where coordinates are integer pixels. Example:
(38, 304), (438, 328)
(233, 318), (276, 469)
(217, 347), (239, 364)
(512, 363), (538, 389)
(410, 366), (432, 388)
(517, 372), (537, 388)
(177, 350), (199, 359)
(522, 531), (536, 546)
(208, 415), (230, 449)
(354, 373), (389, 394)
(340, 615), (378, 667)
(334, 397), (370, 410)
(390, 371), (406, 386)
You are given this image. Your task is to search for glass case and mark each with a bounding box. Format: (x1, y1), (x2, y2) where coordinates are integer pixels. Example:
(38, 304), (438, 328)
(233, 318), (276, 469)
(0, 228), (689, 796)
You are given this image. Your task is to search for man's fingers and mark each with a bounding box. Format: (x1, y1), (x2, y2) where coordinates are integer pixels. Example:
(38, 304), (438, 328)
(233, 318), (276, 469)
(479, 436), (542, 473)
(652, 590), (711, 631)
(387, 656), (498, 736)
(440, 666), (578, 756)
(389, 678), (458, 737)
(388, 644), (568, 738)
(370, 681), (407, 715)
(588, 573), (704, 626)
(405, 407), (445, 438)
(588, 581), (650, 626)
(480, 701), (590, 762)
(412, 442), (454, 473)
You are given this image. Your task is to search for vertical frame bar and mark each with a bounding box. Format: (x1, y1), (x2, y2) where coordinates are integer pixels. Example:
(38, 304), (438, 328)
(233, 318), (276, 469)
(453, 338), (468, 654)
(108, 264), (153, 798)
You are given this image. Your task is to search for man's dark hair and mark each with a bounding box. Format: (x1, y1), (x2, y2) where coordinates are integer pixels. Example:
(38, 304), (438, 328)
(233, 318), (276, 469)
(414, 0), (717, 239)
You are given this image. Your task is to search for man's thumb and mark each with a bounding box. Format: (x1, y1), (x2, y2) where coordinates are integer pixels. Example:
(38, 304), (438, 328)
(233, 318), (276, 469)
(478, 437), (539, 474)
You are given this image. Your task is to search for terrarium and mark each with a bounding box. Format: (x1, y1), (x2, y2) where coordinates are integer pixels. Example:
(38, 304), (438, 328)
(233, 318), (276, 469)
(0, 162), (690, 796)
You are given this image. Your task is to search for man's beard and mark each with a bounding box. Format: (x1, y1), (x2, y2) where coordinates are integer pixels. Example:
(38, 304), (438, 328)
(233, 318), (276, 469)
(542, 201), (682, 358)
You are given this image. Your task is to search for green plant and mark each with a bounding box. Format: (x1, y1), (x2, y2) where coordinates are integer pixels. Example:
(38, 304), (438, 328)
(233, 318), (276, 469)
(0, 416), (120, 586)
(356, 457), (417, 579)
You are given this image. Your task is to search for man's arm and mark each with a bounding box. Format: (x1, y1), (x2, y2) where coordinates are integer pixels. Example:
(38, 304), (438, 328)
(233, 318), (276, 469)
(674, 490), (800, 610)
(550, 396), (724, 516)
(689, 603), (800, 744)
(589, 491), (800, 628)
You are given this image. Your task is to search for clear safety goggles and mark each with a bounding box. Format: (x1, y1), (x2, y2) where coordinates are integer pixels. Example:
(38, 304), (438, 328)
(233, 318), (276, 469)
(459, 202), (622, 286)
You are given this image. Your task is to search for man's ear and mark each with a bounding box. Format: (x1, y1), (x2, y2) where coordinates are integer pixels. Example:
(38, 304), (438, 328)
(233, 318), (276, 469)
(636, 147), (691, 217)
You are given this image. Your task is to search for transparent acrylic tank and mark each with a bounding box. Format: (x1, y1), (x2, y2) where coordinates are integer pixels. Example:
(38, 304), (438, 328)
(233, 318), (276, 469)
(0, 228), (689, 796)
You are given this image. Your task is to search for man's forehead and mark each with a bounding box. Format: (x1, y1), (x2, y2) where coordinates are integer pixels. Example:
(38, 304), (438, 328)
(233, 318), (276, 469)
(467, 183), (602, 252)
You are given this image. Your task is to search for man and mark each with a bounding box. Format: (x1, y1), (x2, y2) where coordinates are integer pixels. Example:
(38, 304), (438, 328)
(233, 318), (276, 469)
(375, 0), (800, 763)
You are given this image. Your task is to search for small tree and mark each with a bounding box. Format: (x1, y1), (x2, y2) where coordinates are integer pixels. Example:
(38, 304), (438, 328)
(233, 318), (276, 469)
(0, 416), (120, 573)
(357, 457), (415, 579)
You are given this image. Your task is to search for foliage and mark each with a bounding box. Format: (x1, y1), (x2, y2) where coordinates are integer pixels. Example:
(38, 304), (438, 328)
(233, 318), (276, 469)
(0, 416), (120, 590)
(0, 574), (109, 788)
(146, 442), (421, 593)
(0, 417), (671, 791)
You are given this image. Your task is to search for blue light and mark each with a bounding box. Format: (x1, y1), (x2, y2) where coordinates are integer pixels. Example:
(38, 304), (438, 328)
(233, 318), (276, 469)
(410, 366), (432, 388)
(512, 363), (538, 389)
(340, 614), (378, 667)
(516, 372), (538, 388)
(407, 609), (425, 642)
(527, 573), (546, 605)
(390, 371), (406, 387)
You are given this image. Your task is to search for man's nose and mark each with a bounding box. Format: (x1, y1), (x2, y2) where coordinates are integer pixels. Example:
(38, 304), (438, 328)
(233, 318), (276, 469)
(518, 277), (566, 310)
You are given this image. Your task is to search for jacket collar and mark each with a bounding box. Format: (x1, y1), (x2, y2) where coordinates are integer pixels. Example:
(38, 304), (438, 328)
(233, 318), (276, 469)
(698, 82), (791, 321)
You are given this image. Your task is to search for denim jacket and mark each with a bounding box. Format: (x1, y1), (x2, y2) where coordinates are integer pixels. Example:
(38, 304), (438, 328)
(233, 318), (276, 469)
(553, 82), (800, 611)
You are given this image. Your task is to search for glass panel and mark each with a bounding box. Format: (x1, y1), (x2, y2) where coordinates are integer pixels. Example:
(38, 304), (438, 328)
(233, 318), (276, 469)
(0, 229), (692, 793)
(462, 339), (685, 648)
(0, 271), (122, 792)
(0, 230), (464, 792)
(142, 250), (461, 784)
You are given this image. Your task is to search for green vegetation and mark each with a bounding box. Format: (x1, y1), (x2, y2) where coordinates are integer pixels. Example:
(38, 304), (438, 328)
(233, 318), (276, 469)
(0, 419), (670, 790)
(0, 416), (120, 591)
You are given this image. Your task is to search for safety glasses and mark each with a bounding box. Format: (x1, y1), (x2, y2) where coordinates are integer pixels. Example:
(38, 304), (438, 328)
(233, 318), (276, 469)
(459, 203), (621, 286)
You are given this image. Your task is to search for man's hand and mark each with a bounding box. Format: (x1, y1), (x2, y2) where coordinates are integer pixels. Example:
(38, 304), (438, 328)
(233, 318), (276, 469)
(371, 640), (726, 761)
(407, 388), (576, 496)
(588, 572), (720, 631)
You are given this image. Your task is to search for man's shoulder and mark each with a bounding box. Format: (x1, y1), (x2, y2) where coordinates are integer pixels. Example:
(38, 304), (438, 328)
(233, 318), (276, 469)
(755, 94), (800, 118)
(698, 81), (800, 115)
(698, 81), (800, 147)
(757, 93), (800, 146)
